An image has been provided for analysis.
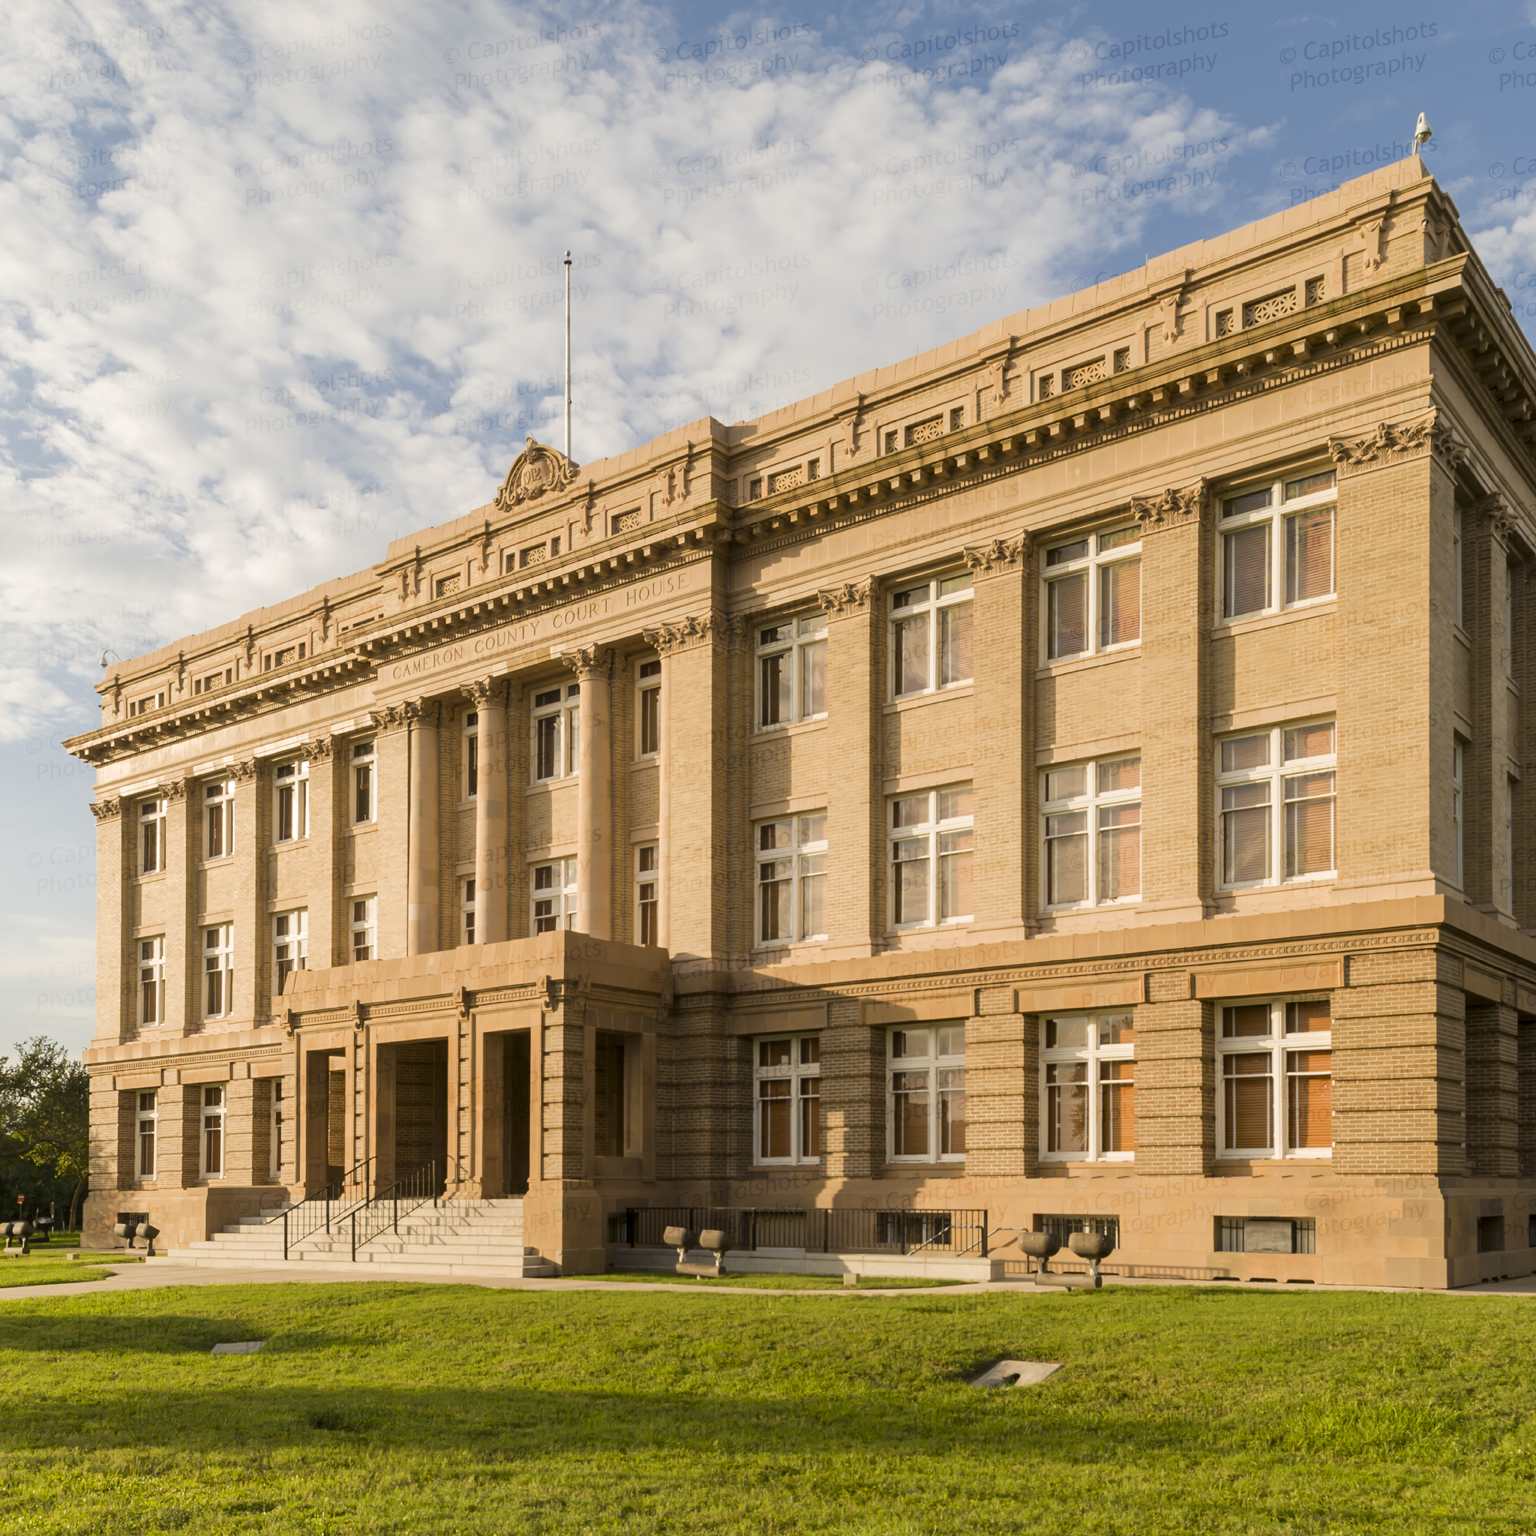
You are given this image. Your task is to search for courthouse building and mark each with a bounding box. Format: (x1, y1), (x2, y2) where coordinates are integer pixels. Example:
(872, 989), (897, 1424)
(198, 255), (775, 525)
(68, 155), (1536, 1285)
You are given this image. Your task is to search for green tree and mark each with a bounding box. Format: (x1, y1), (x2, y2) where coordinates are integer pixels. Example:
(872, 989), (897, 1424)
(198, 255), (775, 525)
(0, 1037), (89, 1230)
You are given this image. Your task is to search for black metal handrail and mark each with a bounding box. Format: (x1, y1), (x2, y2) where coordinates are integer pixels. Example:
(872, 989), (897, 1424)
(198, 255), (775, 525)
(621, 1207), (988, 1258)
(268, 1156), (374, 1261)
(348, 1158), (449, 1259)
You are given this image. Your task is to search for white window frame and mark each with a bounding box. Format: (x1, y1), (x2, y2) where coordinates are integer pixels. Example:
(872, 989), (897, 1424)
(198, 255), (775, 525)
(1453, 740), (1465, 889)
(203, 778), (235, 861)
(273, 909), (308, 995)
(886, 1024), (966, 1164)
(1041, 524), (1143, 662)
(461, 877), (477, 946)
(203, 923), (233, 1019)
(269, 1079), (284, 1180)
(532, 857), (578, 934)
(637, 659), (662, 757)
(350, 896), (377, 962)
(201, 1085), (226, 1178)
(1219, 469), (1337, 623)
(887, 784), (973, 931)
(1504, 776), (1517, 914)
(138, 935), (165, 1027)
(1216, 997), (1333, 1160)
(135, 1090), (157, 1179)
(273, 758), (309, 843)
(352, 739), (376, 824)
(1041, 755), (1142, 910)
(463, 710), (480, 800)
(755, 812), (828, 947)
(753, 1034), (822, 1165)
(1216, 720), (1336, 891)
(636, 845), (659, 945)
(139, 796), (166, 875)
(532, 683), (580, 783)
(755, 613), (828, 728)
(1039, 1012), (1136, 1162)
(888, 573), (973, 700)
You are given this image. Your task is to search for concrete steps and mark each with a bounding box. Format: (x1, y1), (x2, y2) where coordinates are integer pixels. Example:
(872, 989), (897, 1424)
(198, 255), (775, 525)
(169, 1197), (558, 1276)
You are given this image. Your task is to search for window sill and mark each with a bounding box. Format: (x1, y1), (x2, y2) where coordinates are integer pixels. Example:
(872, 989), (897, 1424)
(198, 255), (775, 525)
(883, 684), (973, 715)
(271, 838), (310, 852)
(881, 1161), (967, 1174)
(750, 1161), (823, 1171)
(1215, 1154), (1333, 1169)
(133, 873), (166, 885)
(750, 716), (828, 743)
(1211, 599), (1336, 640)
(526, 777), (578, 794)
(1034, 647), (1139, 680)
(199, 857), (235, 870)
(1038, 1157), (1135, 1167)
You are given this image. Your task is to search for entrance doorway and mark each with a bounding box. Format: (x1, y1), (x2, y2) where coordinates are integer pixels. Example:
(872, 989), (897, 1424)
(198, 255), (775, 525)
(503, 1032), (530, 1195)
(387, 1039), (448, 1192)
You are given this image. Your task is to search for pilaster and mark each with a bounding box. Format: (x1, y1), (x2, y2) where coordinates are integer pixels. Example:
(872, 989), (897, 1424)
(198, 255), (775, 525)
(163, 779), (194, 1035)
(230, 758), (261, 1027)
(306, 736), (338, 968)
(563, 646), (614, 940)
(90, 798), (128, 1044)
(465, 680), (509, 944)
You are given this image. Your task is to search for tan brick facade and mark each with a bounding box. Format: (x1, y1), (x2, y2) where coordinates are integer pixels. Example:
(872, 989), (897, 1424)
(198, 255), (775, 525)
(67, 157), (1536, 1284)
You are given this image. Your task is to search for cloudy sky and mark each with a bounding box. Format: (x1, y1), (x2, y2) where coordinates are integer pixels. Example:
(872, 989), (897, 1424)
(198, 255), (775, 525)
(3, 0), (1535, 1056)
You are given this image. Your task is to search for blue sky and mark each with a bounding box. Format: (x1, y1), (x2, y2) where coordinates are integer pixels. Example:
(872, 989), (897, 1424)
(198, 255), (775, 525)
(3, 0), (1534, 1056)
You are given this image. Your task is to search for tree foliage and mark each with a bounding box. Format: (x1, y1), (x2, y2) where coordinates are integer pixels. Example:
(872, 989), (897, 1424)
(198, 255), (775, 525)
(0, 1037), (89, 1228)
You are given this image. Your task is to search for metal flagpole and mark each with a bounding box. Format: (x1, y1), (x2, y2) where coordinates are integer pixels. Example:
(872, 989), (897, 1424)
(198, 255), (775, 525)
(563, 250), (572, 460)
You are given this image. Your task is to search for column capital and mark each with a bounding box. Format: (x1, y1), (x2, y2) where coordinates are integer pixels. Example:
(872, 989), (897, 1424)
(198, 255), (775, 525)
(89, 796), (123, 822)
(641, 613), (744, 655)
(159, 778), (188, 804)
(1132, 477), (1209, 531)
(371, 698), (441, 733)
(963, 535), (1028, 576)
(230, 757), (259, 784)
(304, 735), (335, 763)
(815, 579), (874, 617)
(1327, 407), (1461, 476)
(560, 643), (615, 679)
(462, 677), (509, 709)
(1474, 492), (1521, 547)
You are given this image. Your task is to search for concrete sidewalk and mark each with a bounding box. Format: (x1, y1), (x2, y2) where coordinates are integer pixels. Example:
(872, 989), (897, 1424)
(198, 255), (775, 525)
(4, 1257), (1536, 1304)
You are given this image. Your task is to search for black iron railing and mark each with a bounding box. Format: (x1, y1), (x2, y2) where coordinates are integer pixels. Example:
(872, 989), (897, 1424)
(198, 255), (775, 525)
(348, 1158), (449, 1259)
(620, 1207), (988, 1258)
(267, 1156), (374, 1260)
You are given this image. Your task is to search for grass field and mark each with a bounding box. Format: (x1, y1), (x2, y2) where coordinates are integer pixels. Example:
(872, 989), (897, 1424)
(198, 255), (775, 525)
(589, 1269), (964, 1289)
(2, 1280), (1535, 1533)
(0, 1234), (114, 1288)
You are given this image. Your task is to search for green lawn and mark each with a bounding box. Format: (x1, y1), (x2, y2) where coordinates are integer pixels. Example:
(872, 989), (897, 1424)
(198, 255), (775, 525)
(0, 1236), (114, 1288)
(1, 1282), (1535, 1533)
(590, 1269), (965, 1289)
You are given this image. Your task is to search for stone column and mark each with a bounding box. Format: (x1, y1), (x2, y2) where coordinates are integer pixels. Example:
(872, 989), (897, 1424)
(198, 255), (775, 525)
(230, 757), (261, 1026)
(657, 654), (671, 949)
(964, 538), (1028, 935)
(90, 797), (129, 1044)
(465, 679), (508, 945)
(163, 779), (194, 1035)
(816, 580), (880, 958)
(1134, 478), (1211, 920)
(564, 645), (614, 939)
(305, 736), (338, 968)
(402, 700), (442, 954)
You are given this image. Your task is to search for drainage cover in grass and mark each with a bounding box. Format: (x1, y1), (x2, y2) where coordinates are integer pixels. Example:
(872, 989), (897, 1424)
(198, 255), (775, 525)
(970, 1359), (1061, 1388)
(210, 1341), (266, 1355)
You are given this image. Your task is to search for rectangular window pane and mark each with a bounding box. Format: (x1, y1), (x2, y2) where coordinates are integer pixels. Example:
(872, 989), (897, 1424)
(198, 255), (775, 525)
(1285, 999), (1331, 1033)
(800, 870), (826, 938)
(1048, 572), (1088, 659)
(1046, 765), (1086, 802)
(895, 615), (929, 694)
(1287, 1051), (1332, 1149)
(938, 830), (973, 919)
(1224, 487), (1272, 518)
(1223, 1054), (1273, 1150)
(1045, 1017), (1088, 1049)
(1046, 539), (1088, 566)
(1222, 783), (1271, 884)
(1223, 523), (1270, 618)
(1223, 1004), (1272, 1039)
(1222, 734), (1270, 773)
(800, 640), (826, 717)
(1284, 722), (1335, 761)
(938, 1068), (966, 1155)
(799, 1076), (821, 1158)
(355, 763), (373, 822)
(1046, 1062), (1088, 1153)
(760, 653), (788, 726)
(1100, 1059), (1135, 1153)
(1097, 803), (1141, 900)
(1099, 559), (1141, 647)
(1283, 772), (1335, 877)
(1046, 813), (1087, 904)
(1098, 757), (1141, 795)
(893, 841), (929, 924)
(759, 864), (793, 941)
(892, 1070), (930, 1156)
(939, 603), (973, 685)
(1285, 506), (1334, 603)
(759, 1080), (791, 1159)
(536, 716), (559, 779)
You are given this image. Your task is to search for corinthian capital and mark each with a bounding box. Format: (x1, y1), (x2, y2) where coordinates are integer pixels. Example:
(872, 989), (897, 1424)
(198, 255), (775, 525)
(815, 579), (874, 617)
(1131, 478), (1209, 530)
(560, 644), (615, 680)
(462, 678), (508, 709)
(963, 536), (1028, 576)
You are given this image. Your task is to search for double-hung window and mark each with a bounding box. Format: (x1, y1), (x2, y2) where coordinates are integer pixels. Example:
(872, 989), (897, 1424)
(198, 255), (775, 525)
(204, 779), (234, 860)
(757, 615), (828, 726)
(1220, 470), (1336, 621)
(352, 739), (376, 823)
(637, 660), (662, 755)
(1042, 756), (1141, 908)
(1043, 525), (1142, 660)
(138, 936), (165, 1027)
(273, 759), (309, 842)
(890, 574), (973, 697)
(463, 711), (480, 799)
(1217, 998), (1332, 1158)
(350, 896), (376, 962)
(887, 1025), (966, 1162)
(889, 786), (973, 930)
(756, 813), (827, 945)
(273, 910), (307, 994)
(203, 924), (233, 1018)
(461, 878), (477, 945)
(1041, 1013), (1136, 1160)
(140, 797), (166, 875)
(636, 846), (659, 944)
(1453, 740), (1466, 888)
(1218, 721), (1335, 888)
(201, 1086), (225, 1178)
(754, 1035), (821, 1163)
(532, 858), (577, 933)
(533, 684), (580, 782)
(135, 1091), (157, 1179)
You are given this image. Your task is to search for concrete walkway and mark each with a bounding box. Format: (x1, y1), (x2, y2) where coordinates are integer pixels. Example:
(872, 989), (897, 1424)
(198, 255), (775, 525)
(4, 1257), (1536, 1304)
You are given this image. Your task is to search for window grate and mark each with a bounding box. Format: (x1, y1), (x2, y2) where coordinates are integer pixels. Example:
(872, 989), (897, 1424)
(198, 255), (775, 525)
(1304, 276), (1326, 306)
(611, 511), (642, 535)
(1243, 287), (1298, 327)
(769, 465), (805, 494)
(905, 416), (944, 446)
(435, 573), (461, 598)
(1064, 357), (1107, 390)
(520, 542), (549, 567)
